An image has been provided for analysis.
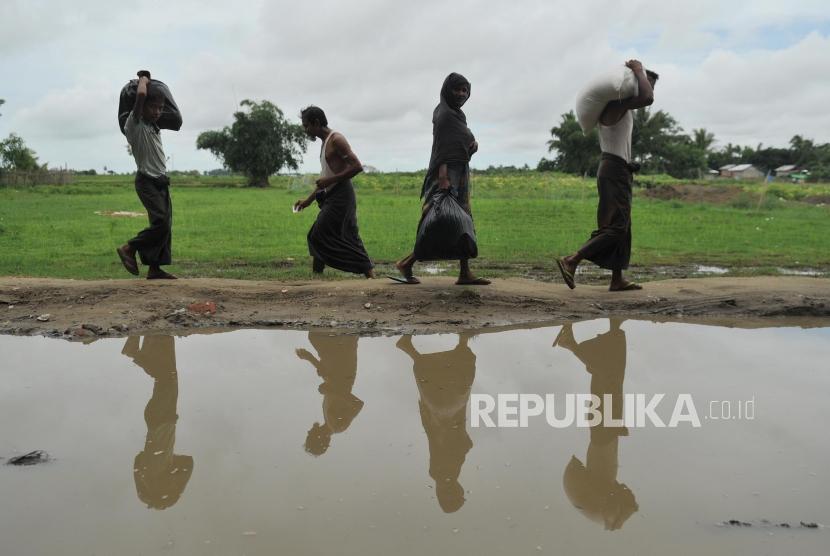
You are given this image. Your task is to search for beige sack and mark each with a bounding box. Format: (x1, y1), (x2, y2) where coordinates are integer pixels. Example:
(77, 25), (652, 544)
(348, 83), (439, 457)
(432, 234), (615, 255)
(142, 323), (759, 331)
(575, 66), (639, 134)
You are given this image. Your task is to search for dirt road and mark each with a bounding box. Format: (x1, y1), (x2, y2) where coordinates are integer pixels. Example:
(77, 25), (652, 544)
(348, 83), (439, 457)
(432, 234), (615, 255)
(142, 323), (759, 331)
(1, 276), (828, 339)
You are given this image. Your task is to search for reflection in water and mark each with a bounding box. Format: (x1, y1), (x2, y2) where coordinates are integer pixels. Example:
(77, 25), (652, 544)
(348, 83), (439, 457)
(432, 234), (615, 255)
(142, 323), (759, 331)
(554, 319), (638, 530)
(296, 332), (364, 456)
(396, 334), (476, 513)
(122, 336), (193, 510)
(4, 322), (830, 556)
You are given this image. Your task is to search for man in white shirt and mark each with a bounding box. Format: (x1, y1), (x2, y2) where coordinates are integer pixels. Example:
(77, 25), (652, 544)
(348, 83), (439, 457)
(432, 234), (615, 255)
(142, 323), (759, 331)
(557, 60), (657, 292)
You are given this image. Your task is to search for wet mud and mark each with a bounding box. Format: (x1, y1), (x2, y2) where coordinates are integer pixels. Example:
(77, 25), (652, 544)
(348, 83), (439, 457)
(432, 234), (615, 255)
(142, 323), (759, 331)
(1, 276), (829, 340)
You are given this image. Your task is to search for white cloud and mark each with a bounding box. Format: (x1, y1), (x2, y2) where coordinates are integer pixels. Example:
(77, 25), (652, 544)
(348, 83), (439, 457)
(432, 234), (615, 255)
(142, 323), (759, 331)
(659, 32), (830, 147)
(1, 0), (829, 172)
(11, 82), (113, 140)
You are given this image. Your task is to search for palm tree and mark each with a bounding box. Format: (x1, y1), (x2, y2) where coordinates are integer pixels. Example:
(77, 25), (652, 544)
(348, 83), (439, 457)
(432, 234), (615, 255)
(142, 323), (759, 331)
(692, 128), (715, 152)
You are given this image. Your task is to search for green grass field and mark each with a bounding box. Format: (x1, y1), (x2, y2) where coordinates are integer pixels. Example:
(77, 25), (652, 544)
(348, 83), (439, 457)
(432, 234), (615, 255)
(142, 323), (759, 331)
(1, 172), (829, 280)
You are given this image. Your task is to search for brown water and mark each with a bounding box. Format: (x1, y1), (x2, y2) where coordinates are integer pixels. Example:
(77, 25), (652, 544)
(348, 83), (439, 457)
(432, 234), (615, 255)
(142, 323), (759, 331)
(1, 319), (828, 555)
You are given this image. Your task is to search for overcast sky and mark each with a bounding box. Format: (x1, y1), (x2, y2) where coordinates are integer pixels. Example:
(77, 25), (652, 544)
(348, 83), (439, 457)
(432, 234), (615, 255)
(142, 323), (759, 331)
(2, 0), (829, 173)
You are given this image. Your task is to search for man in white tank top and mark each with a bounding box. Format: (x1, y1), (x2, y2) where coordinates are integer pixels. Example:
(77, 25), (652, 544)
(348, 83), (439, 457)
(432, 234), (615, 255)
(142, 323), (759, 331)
(294, 106), (375, 278)
(556, 60), (658, 292)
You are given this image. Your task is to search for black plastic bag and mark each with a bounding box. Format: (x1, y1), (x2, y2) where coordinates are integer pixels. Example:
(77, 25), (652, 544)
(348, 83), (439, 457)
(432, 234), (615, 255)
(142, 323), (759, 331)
(414, 188), (478, 261)
(118, 79), (182, 135)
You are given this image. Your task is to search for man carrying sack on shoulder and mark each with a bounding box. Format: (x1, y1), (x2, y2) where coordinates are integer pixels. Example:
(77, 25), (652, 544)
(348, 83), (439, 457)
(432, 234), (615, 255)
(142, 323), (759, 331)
(557, 60), (658, 292)
(116, 70), (178, 280)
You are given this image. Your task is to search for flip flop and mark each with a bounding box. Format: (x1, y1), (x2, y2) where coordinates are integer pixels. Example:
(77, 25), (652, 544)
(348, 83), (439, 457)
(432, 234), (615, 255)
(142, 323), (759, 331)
(609, 282), (642, 292)
(455, 278), (491, 285)
(116, 247), (139, 276)
(386, 275), (420, 285)
(147, 271), (178, 280)
(555, 258), (575, 289)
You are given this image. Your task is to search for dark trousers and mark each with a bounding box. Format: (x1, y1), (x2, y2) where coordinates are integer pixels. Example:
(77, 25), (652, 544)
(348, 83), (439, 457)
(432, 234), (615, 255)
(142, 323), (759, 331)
(129, 173), (172, 267)
(578, 153), (635, 271)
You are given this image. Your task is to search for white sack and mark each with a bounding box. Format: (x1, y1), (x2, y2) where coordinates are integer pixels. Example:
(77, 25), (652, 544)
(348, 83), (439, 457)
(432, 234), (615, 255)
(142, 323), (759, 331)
(575, 66), (639, 134)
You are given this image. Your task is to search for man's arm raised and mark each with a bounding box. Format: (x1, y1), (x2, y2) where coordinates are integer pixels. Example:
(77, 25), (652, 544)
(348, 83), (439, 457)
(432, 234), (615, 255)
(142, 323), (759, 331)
(599, 60), (654, 126)
(132, 71), (151, 122)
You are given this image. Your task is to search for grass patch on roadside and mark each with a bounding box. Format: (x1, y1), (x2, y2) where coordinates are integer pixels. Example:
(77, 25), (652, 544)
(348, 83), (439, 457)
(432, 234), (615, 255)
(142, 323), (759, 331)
(1, 173), (828, 280)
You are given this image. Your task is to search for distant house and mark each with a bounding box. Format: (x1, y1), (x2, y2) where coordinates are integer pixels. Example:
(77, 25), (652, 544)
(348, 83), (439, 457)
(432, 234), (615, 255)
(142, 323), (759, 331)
(719, 163), (764, 180)
(774, 165), (809, 182)
(774, 164), (798, 175)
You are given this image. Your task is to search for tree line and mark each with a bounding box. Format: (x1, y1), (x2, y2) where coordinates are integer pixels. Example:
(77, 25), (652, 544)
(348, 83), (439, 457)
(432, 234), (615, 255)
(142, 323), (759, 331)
(3, 97), (829, 183)
(538, 109), (830, 181)
(0, 99), (44, 173)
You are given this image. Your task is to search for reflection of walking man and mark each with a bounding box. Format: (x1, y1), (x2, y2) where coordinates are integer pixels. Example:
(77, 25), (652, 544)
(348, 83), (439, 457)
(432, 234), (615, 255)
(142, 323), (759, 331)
(396, 333), (476, 513)
(122, 335), (193, 509)
(554, 319), (638, 530)
(296, 332), (364, 456)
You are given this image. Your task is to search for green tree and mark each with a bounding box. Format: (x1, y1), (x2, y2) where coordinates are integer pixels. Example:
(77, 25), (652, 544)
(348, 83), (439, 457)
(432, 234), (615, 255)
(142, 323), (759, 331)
(789, 135), (816, 167)
(707, 142), (744, 170)
(544, 108), (708, 178)
(632, 108), (680, 163)
(790, 135), (830, 181)
(0, 98), (5, 118)
(692, 128), (715, 152)
(748, 145), (791, 173)
(0, 133), (41, 171)
(196, 99), (307, 187)
(632, 108), (706, 178)
(545, 111), (600, 176)
(659, 136), (708, 178)
(536, 157), (557, 171)
(691, 128), (718, 170)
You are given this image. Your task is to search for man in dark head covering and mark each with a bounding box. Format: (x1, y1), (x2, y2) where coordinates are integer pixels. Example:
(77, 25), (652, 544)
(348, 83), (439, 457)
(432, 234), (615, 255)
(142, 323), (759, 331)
(427, 73), (476, 183)
(393, 72), (490, 286)
(440, 72), (472, 110)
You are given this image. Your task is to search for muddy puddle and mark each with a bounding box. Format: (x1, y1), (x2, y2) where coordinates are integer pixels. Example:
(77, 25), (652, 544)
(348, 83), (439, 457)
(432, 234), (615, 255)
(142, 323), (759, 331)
(1, 319), (828, 555)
